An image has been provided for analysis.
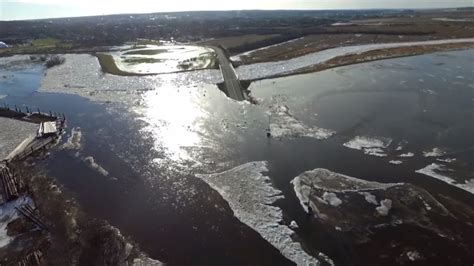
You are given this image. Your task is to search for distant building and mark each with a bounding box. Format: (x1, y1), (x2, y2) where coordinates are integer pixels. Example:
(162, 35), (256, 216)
(0, 41), (8, 48)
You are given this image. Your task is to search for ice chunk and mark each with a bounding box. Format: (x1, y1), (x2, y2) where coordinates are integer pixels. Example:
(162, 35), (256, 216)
(436, 158), (456, 163)
(422, 148), (445, 157)
(62, 127), (82, 150)
(197, 161), (319, 265)
(406, 250), (423, 261)
(343, 136), (392, 157)
(268, 105), (334, 140)
(289, 220), (299, 230)
(398, 152), (415, 158)
(361, 192), (378, 205)
(84, 156), (109, 176)
(376, 199), (392, 216)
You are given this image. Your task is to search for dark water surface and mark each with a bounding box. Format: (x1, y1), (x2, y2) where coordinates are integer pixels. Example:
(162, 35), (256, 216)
(1, 50), (473, 265)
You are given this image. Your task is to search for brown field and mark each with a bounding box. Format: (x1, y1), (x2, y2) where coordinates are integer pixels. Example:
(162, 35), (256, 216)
(225, 13), (474, 65)
(198, 34), (279, 49)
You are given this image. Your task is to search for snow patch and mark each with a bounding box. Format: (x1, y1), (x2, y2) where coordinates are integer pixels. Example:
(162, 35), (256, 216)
(389, 160), (403, 165)
(322, 192), (342, 207)
(196, 161), (319, 265)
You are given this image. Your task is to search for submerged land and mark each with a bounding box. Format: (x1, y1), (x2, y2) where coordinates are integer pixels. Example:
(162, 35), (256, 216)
(1, 7), (474, 266)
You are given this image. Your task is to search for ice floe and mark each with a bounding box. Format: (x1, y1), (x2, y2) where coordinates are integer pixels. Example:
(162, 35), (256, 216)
(291, 168), (399, 213)
(196, 161), (319, 265)
(415, 163), (474, 194)
(423, 148), (446, 157)
(436, 158), (456, 163)
(62, 127), (82, 150)
(343, 136), (392, 157)
(84, 156), (109, 176)
(268, 105), (334, 139)
(398, 152), (415, 158)
(291, 168), (455, 242)
(389, 160), (403, 165)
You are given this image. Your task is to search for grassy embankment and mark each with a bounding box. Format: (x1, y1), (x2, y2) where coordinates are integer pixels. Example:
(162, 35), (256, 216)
(0, 38), (73, 56)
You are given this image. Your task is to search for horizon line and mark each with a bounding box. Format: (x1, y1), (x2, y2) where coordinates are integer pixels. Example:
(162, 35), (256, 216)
(1, 6), (472, 22)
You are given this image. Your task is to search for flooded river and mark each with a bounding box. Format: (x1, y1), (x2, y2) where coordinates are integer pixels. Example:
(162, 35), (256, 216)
(1, 50), (473, 265)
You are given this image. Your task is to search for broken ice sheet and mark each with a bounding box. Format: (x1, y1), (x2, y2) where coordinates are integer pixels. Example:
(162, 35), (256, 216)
(197, 161), (320, 265)
(291, 168), (457, 242)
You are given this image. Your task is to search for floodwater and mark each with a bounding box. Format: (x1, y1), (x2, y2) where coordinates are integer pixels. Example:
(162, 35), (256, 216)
(109, 45), (217, 74)
(1, 50), (473, 265)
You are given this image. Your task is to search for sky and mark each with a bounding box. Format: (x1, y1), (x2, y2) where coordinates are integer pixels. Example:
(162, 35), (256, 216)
(1, 0), (472, 20)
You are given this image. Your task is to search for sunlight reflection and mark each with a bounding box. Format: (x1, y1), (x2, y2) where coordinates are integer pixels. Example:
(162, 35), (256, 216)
(139, 75), (207, 162)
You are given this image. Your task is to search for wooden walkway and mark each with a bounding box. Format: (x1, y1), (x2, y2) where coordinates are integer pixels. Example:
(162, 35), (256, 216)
(16, 250), (46, 266)
(0, 105), (64, 265)
(1, 165), (20, 202)
(16, 204), (48, 230)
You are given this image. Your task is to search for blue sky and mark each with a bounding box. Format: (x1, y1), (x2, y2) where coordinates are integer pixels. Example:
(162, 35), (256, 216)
(1, 0), (472, 20)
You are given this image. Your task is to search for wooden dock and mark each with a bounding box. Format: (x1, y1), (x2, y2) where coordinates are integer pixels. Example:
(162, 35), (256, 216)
(8, 117), (66, 162)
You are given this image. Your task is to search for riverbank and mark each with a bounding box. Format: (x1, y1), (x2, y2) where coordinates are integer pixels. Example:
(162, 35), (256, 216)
(0, 108), (162, 265)
(249, 41), (474, 81)
(235, 38), (474, 81)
